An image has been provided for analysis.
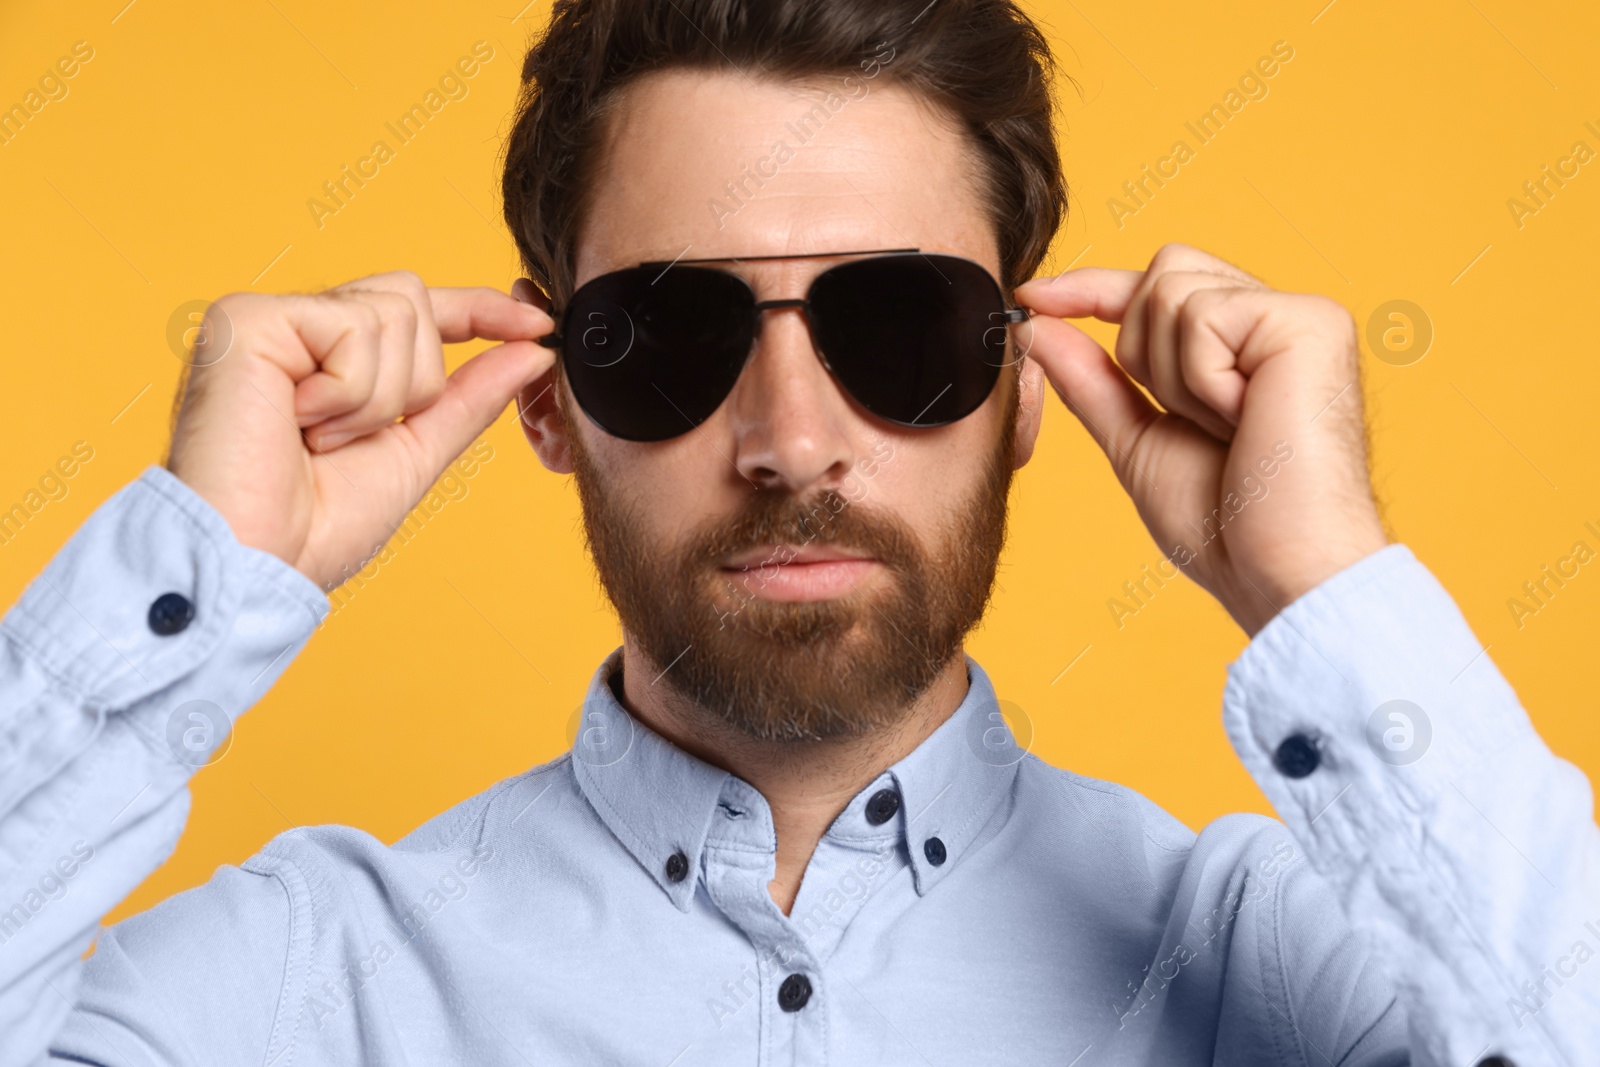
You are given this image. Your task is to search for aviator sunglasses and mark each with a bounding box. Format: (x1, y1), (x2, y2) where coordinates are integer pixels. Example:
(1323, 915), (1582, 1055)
(541, 248), (1030, 442)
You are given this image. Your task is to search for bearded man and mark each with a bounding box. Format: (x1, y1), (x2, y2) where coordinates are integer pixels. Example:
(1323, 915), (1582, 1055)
(1, 2), (1595, 1064)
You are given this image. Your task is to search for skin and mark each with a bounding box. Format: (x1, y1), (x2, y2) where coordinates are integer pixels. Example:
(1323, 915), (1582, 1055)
(168, 70), (1386, 916)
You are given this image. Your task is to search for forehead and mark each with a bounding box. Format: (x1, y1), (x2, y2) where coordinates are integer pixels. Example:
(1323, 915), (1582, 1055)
(574, 69), (999, 291)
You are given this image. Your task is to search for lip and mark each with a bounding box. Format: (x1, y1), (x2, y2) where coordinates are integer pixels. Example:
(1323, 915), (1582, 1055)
(721, 543), (873, 569)
(717, 544), (881, 603)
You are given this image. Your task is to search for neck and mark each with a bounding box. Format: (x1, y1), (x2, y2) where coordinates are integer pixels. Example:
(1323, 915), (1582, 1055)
(616, 635), (970, 915)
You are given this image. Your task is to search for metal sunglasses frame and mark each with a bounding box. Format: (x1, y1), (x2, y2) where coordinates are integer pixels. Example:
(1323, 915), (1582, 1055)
(539, 247), (1029, 352)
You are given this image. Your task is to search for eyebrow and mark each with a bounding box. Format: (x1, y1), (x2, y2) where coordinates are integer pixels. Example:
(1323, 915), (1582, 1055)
(638, 246), (918, 268)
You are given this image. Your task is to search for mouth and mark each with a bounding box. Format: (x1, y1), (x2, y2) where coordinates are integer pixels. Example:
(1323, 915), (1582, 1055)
(717, 544), (881, 603)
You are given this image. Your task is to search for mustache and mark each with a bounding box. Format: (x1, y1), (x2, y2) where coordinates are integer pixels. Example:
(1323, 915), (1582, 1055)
(684, 487), (919, 571)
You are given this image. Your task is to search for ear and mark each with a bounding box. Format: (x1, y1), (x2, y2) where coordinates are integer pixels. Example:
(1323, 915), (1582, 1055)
(511, 278), (575, 474)
(518, 368), (574, 474)
(1011, 355), (1046, 469)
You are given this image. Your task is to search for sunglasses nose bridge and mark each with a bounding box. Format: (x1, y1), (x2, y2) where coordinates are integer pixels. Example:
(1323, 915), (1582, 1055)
(747, 297), (831, 376)
(752, 297), (808, 313)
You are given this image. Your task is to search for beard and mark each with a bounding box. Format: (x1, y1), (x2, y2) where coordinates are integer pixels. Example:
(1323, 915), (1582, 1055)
(562, 380), (1017, 744)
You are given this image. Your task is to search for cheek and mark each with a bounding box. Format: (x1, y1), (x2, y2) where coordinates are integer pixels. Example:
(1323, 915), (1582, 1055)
(581, 427), (724, 545)
(858, 429), (982, 526)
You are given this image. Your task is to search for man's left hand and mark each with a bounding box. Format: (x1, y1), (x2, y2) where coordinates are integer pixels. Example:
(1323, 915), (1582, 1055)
(1014, 243), (1388, 636)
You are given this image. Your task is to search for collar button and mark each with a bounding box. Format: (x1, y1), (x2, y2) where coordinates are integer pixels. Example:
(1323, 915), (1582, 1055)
(864, 788), (900, 826)
(923, 836), (947, 866)
(664, 850), (689, 883)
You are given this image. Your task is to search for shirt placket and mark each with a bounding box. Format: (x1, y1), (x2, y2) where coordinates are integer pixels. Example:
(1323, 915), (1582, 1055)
(701, 779), (836, 1067)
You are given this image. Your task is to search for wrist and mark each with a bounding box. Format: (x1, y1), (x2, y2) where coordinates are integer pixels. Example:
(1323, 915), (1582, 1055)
(1225, 523), (1390, 636)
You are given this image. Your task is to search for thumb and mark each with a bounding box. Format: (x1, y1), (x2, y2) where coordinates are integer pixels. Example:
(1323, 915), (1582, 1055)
(1025, 315), (1160, 489)
(403, 340), (553, 474)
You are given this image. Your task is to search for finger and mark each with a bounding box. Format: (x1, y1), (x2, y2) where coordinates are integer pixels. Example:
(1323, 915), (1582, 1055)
(1144, 272), (1245, 441)
(1181, 288), (1345, 422)
(1022, 314), (1161, 490)
(1113, 280), (1156, 393)
(1115, 246), (1265, 393)
(400, 339), (556, 474)
(290, 293), (383, 425)
(1176, 290), (1251, 429)
(308, 291), (417, 451)
(332, 270), (446, 414)
(1014, 268), (1143, 323)
(1142, 242), (1261, 286)
(429, 286), (553, 345)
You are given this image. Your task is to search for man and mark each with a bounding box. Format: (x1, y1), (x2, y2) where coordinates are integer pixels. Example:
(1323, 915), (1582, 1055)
(0, 0), (1595, 1063)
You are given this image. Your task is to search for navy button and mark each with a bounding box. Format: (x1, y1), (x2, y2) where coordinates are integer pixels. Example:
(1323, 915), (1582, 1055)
(778, 973), (812, 1012)
(665, 851), (689, 883)
(1273, 733), (1321, 779)
(147, 592), (194, 636)
(864, 788), (900, 825)
(923, 837), (947, 866)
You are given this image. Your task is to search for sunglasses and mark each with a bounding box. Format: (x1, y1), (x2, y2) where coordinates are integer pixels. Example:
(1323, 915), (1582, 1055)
(541, 248), (1029, 443)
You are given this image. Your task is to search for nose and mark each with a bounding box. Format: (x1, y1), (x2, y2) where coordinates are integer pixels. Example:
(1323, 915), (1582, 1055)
(725, 304), (860, 493)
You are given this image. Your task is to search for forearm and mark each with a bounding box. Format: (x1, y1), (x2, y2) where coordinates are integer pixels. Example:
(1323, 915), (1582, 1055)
(0, 467), (325, 1064)
(1224, 544), (1600, 1067)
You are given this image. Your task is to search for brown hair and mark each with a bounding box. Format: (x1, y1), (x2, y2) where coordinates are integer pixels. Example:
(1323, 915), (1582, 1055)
(500, 0), (1067, 307)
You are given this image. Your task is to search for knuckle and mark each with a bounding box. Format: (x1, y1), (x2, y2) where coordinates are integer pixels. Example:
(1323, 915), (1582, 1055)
(1175, 286), (1223, 335)
(375, 290), (419, 332)
(330, 296), (383, 342)
(1149, 273), (1186, 314)
(1297, 293), (1353, 332)
(390, 271), (430, 310)
(1196, 282), (1239, 309)
(1151, 242), (1195, 269)
(1321, 295), (1355, 328)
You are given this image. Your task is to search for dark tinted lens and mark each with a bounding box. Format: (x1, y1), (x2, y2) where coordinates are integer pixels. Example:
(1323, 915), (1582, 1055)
(561, 266), (756, 442)
(807, 254), (1008, 427)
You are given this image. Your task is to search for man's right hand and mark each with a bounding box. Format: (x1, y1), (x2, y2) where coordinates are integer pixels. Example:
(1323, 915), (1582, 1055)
(166, 271), (554, 591)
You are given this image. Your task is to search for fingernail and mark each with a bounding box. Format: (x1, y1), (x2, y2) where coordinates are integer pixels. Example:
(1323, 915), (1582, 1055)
(313, 430), (352, 452)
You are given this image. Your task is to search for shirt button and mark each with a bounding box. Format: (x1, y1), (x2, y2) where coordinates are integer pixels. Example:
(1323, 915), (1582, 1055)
(1273, 733), (1321, 779)
(864, 788), (900, 825)
(147, 592), (194, 636)
(664, 851), (689, 883)
(923, 837), (947, 866)
(777, 973), (812, 1012)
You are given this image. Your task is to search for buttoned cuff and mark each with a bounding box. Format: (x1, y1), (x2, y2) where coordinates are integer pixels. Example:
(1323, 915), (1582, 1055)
(1, 465), (328, 712)
(1222, 543), (1542, 861)
(1218, 543), (1595, 1065)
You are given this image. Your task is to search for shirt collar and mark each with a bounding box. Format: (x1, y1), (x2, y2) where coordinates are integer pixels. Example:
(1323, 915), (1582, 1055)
(568, 647), (1023, 911)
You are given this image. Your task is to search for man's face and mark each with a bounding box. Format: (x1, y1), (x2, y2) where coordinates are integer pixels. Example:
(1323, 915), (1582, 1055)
(525, 70), (1043, 742)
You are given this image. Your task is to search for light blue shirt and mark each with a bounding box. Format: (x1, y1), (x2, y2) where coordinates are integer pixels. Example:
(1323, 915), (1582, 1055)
(1, 467), (1596, 1066)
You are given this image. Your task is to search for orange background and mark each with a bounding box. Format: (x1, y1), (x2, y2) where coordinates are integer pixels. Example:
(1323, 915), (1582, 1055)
(0, 0), (1594, 925)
